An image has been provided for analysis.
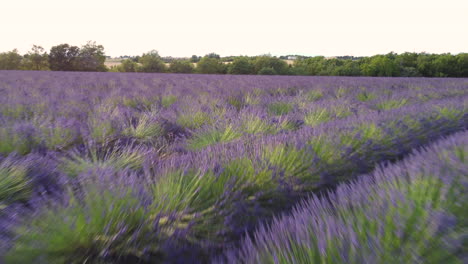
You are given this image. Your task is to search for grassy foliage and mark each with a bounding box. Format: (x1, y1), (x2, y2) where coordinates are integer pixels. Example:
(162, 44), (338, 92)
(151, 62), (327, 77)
(122, 114), (163, 142)
(334, 86), (348, 98)
(5, 185), (154, 263)
(227, 96), (245, 111)
(356, 91), (376, 101)
(308, 136), (343, 165)
(59, 146), (146, 178)
(176, 111), (211, 130)
(277, 118), (301, 131)
(187, 125), (242, 150)
(0, 160), (31, 206)
(0, 126), (36, 155)
(0, 104), (35, 120)
(306, 90), (323, 102)
(161, 95), (177, 108)
(244, 93), (261, 105)
(151, 170), (220, 213)
(241, 115), (275, 135)
(435, 106), (463, 120)
(121, 96), (154, 110)
(222, 158), (275, 195)
(41, 126), (78, 150)
(333, 106), (352, 119)
(304, 108), (331, 127)
(149, 158), (277, 243)
(376, 98), (408, 110)
(267, 102), (293, 116)
(88, 116), (117, 143)
(262, 144), (313, 181)
(35, 120), (80, 150)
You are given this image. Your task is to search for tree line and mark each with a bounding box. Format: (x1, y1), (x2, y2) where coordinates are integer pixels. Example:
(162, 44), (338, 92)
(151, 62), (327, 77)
(0, 42), (106, 72)
(0, 42), (466, 77)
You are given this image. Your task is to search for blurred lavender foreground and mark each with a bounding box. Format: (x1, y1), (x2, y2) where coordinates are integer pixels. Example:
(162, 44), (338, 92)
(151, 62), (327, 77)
(0, 71), (467, 263)
(219, 130), (468, 264)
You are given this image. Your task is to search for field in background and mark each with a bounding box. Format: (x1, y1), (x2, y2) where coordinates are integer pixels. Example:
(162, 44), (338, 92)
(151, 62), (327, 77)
(0, 71), (466, 263)
(104, 58), (124, 68)
(105, 58), (296, 68)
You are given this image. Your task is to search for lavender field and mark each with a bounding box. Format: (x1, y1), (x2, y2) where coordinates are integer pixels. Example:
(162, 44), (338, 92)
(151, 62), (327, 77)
(0, 71), (467, 263)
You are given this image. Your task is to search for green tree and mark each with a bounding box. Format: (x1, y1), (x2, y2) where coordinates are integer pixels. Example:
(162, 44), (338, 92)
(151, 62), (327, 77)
(253, 55), (289, 75)
(257, 67), (277, 75)
(206, 52), (220, 59)
(168, 60), (194, 73)
(196, 57), (226, 74)
(431, 53), (458, 77)
(361, 55), (399, 77)
(292, 56), (325, 75)
(416, 54), (436, 77)
(455, 53), (468, 77)
(333, 60), (362, 76)
(0, 49), (23, 70)
(23, 45), (49, 70)
(190, 55), (201, 63)
(397, 52), (418, 68)
(76, 41), (107, 72)
(228, 57), (254, 74)
(320, 58), (343, 75)
(395, 53), (420, 77)
(116, 59), (138, 72)
(49, 44), (80, 71)
(138, 50), (166, 73)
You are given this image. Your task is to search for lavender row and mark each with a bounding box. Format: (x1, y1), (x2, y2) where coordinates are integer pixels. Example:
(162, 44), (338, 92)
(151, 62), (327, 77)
(219, 130), (468, 264)
(145, 96), (468, 252)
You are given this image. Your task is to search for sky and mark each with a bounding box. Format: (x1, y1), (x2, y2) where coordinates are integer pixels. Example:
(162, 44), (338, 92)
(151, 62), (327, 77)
(1, 0), (467, 57)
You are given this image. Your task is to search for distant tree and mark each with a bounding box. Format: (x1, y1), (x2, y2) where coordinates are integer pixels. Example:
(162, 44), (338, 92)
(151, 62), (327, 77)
(168, 60), (194, 73)
(161, 56), (174, 63)
(196, 57), (226, 74)
(49, 44), (80, 71)
(257, 67), (277, 75)
(361, 55), (399, 77)
(385, 51), (398, 60)
(228, 57), (254, 75)
(116, 59), (138, 72)
(399, 66), (420, 77)
(292, 56), (326, 75)
(253, 55), (289, 75)
(205, 53), (221, 59)
(455, 53), (468, 77)
(190, 55), (201, 63)
(132, 56), (140, 63)
(23, 45), (49, 70)
(138, 50), (166, 73)
(0, 49), (23, 70)
(76, 41), (107, 72)
(396, 52), (418, 68)
(431, 53), (458, 77)
(416, 54), (437, 77)
(333, 60), (362, 76)
(320, 58), (344, 75)
(290, 59), (307, 75)
(221, 56), (235, 62)
(396, 52), (420, 77)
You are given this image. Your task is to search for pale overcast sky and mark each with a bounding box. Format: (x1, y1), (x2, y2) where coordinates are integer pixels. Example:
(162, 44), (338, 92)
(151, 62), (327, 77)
(1, 0), (467, 57)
